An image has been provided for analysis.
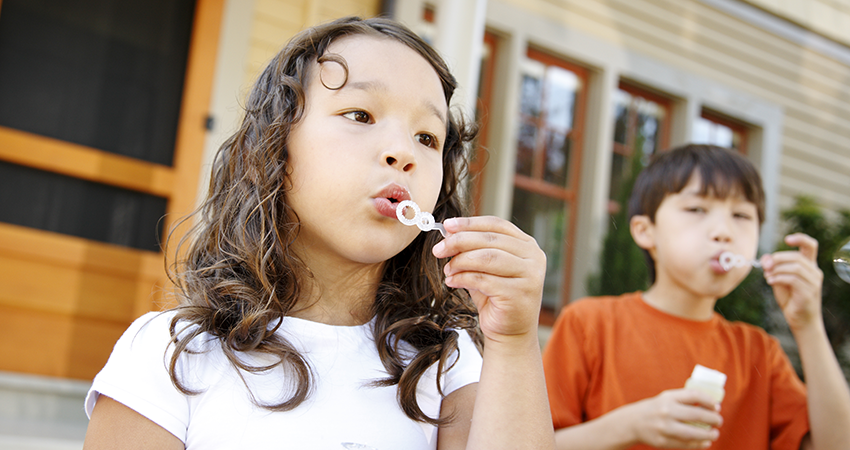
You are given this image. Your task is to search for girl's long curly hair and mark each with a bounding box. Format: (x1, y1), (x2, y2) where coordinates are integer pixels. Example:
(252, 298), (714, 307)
(165, 16), (481, 425)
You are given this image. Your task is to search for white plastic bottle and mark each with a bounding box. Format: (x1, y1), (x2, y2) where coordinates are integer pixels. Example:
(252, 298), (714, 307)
(684, 364), (726, 429)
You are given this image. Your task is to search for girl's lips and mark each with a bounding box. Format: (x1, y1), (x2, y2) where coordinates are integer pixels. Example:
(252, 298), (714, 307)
(373, 183), (411, 219)
(374, 197), (400, 218)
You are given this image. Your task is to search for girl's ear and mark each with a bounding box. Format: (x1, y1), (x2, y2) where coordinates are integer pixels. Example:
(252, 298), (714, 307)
(630, 215), (655, 251)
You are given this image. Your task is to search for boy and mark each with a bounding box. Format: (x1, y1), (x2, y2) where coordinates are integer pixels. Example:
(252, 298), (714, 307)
(542, 144), (850, 449)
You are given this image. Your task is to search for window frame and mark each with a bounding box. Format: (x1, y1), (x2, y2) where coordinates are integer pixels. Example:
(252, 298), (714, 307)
(514, 47), (588, 322)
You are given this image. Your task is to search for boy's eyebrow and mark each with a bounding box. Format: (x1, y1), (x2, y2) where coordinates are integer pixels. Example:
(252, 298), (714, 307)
(347, 79), (447, 126)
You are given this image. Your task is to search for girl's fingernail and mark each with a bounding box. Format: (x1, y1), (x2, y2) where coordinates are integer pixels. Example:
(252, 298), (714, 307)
(444, 275), (454, 287)
(444, 218), (457, 229)
(433, 241), (445, 254)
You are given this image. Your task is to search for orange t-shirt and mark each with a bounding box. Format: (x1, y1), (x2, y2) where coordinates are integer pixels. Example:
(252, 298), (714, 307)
(542, 292), (809, 450)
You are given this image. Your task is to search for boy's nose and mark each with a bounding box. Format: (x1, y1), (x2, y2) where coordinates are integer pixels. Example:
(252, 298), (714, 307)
(710, 214), (734, 243)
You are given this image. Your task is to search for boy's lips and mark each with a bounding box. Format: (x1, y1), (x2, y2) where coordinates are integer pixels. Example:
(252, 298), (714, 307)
(710, 251), (729, 274)
(373, 184), (411, 219)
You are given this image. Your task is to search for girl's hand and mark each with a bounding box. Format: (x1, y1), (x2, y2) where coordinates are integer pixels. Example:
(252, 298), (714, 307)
(432, 216), (546, 342)
(760, 233), (824, 332)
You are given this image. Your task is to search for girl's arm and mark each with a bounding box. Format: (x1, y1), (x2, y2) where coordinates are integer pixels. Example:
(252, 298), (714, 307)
(762, 233), (850, 450)
(432, 216), (554, 450)
(84, 395), (184, 450)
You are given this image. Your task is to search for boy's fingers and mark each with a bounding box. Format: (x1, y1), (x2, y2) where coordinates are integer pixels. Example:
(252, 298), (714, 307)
(673, 389), (721, 411)
(784, 233), (818, 261)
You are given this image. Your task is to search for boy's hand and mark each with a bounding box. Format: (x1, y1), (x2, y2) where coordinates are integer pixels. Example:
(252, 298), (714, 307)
(432, 216), (546, 342)
(620, 389), (722, 449)
(760, 233), (824, 332)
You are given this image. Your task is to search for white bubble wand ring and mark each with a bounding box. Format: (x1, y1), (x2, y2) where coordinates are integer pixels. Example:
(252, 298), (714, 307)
(718, 251), (762, 272)
(395, 200), (447, 238)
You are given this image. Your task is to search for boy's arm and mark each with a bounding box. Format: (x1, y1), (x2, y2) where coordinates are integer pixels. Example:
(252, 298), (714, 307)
(433, 216), (554, 450)
(552, 389), (721, 450)
(762, 233), (850, 450)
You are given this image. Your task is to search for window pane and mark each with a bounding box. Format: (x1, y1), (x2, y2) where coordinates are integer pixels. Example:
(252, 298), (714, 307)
(609, 152), (627, 203)
(516, 121), (537, 177)
(543, 66), (578, 133)
(0, 162), (167, 251)
(519, 74), (543, 118)
(613, 90), (631, 145)
(0, 0), (196, 166)
(511, 188), (567, 309)
(543, 130), (571, 186)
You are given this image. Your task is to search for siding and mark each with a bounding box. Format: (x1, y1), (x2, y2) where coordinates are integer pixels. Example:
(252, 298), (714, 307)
(503, 0), (850, 214)
(245, 0), (380, 88)
(744, 0), (850, 48)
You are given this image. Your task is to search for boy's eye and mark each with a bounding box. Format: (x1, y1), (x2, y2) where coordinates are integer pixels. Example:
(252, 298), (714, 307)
(342, 110), (371, 123)
(733, 212), (753, 220)
(417, 133), (439, 150)
(685, 206), (706, 213)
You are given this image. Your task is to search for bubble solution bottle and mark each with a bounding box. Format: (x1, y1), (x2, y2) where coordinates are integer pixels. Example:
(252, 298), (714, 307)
(684, 364), (726, 429)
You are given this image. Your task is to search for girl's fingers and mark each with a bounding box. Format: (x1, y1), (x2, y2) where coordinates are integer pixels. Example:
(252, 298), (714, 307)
(443, 247), (529, 277)
(442, 216), (527, 237)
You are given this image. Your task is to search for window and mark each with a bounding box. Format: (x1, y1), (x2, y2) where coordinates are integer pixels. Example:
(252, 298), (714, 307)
(0, 0), (198, 251)
(609, 83), (671, 212)
(693, 109), (748, 153)
(512, 48), (587, 319)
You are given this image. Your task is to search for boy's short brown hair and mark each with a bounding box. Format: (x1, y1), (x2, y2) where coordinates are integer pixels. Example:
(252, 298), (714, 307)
(628, 144), (765, 282)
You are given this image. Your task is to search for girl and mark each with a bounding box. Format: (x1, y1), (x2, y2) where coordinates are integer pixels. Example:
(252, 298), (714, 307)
(83, 16), (554, 449)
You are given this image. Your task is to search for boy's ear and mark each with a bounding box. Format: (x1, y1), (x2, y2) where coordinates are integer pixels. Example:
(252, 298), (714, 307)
(630, 215), (655, 251)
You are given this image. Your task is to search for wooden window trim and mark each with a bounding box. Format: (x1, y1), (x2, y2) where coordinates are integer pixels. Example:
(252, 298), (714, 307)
(470, 30), (499, 215)
(0, 126), (175, 197)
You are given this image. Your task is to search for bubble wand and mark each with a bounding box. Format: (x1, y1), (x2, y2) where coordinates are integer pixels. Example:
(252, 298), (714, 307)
(395, 200), (447, 238)
(718, 251), (761, 272)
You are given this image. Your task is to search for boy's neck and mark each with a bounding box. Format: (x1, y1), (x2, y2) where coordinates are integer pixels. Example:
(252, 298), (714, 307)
(641, 285), (718, 322)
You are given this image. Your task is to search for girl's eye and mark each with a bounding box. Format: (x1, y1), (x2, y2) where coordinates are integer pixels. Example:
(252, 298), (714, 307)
(417, 133), (438, 149)
(685, 206), (706, 213)
(734, 212), (753, 220)
(342, 110), (371, 123)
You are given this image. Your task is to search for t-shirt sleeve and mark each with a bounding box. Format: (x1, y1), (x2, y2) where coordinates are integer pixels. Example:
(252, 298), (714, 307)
(442, 329), (483, 395)
(542, 303), (592, 430)
(85, 311), (190, 443)
(765, 335), (809, 450)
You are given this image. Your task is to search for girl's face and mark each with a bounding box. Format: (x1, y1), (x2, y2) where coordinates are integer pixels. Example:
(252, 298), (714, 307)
(286, 34), (447, 267)
(637, 172), (760, 301)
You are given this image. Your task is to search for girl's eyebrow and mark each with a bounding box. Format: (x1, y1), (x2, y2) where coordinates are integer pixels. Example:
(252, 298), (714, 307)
(346, 79), (447, 127)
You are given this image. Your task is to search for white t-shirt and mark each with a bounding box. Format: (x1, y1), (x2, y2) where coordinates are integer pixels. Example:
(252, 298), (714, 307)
(85, 310), (483, 449)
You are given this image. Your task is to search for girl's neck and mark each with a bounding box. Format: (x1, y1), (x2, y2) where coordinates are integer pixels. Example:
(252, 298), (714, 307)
(289, 257), (384, 326)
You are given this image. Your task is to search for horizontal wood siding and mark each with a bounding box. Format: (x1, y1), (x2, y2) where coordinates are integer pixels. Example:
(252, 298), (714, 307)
(743, 0), (850, 48)
(244, 0), (380, 89)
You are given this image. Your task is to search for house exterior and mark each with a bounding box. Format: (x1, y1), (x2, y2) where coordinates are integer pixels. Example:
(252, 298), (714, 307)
(0, 0), (848, 446)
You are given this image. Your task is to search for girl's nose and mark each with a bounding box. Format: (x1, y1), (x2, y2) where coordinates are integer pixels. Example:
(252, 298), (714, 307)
(381, 128), (416, 172)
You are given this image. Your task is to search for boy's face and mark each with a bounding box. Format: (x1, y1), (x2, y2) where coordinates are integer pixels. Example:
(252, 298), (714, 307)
(631, 172), (760, 301)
